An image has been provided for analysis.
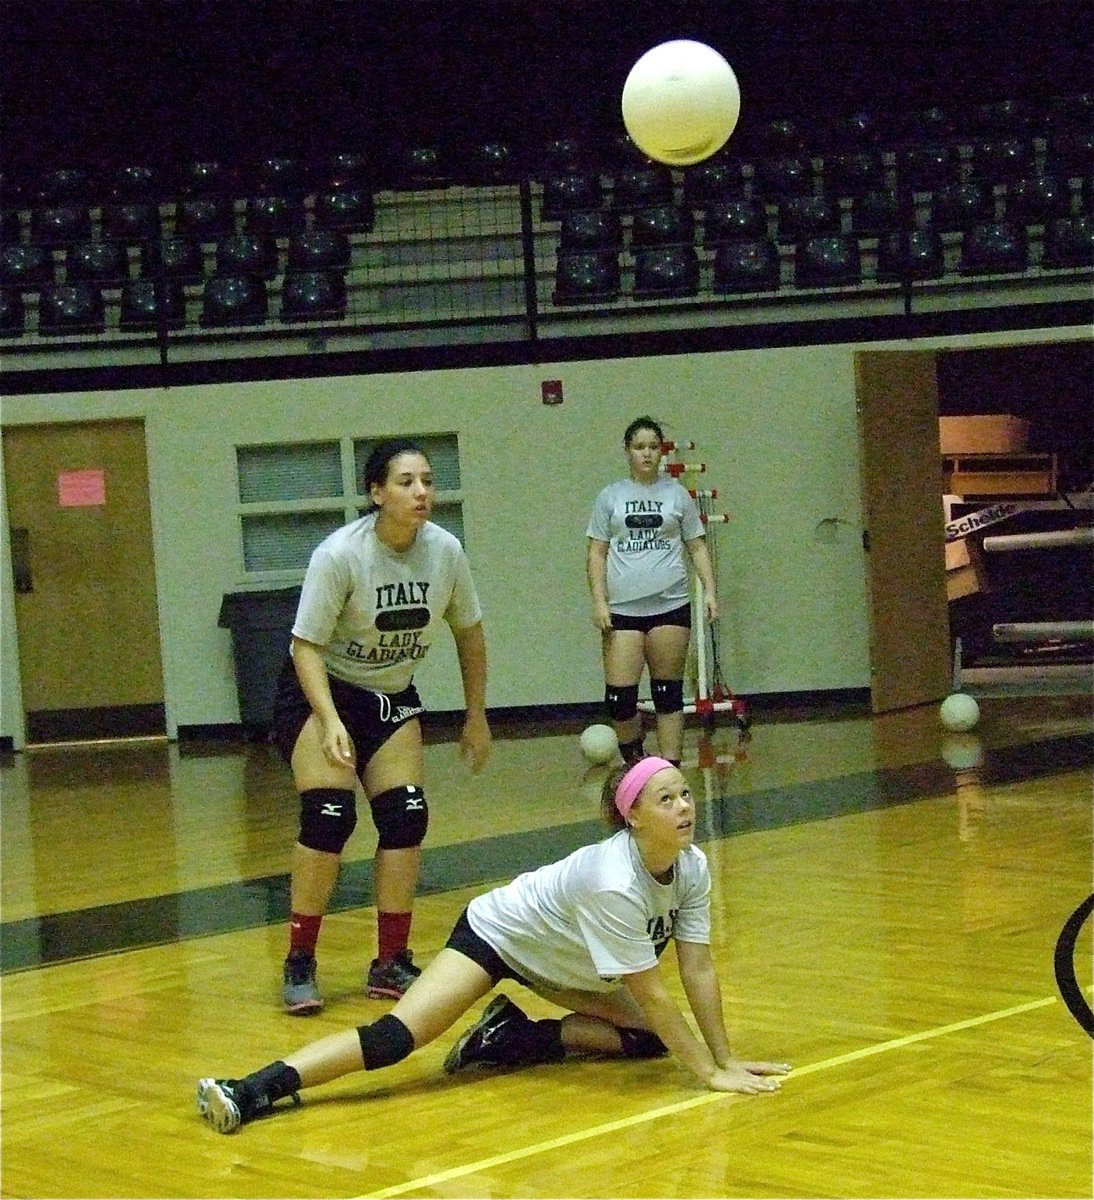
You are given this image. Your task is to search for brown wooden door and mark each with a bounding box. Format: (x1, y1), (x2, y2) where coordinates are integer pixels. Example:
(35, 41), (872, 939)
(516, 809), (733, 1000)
(3, 419), (164, 740)
(855, 350), (951, 713)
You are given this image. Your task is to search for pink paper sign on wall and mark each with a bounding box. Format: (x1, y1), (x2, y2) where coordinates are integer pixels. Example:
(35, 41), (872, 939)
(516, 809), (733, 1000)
(58, 469), (106, 507)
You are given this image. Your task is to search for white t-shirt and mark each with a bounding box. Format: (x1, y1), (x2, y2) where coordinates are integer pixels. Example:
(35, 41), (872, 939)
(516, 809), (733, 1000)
(292, 513), (482, 693)
(586, 477), (705, 616)
(467, 830), (711, 994)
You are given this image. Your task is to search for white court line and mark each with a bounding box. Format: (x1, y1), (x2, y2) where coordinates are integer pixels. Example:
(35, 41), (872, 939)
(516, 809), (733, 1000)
(358, 994), (1059, 1199)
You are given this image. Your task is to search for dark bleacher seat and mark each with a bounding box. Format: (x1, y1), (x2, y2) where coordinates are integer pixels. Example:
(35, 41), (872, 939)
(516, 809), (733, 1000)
(1004, 175), (1073, 226)
(755, 154), (814, 200)
(1046, 127), (1094, 180)
(0, 242), (55, 289)
(900, 104), (954, 146)
(897, 143), (959, 193)
(325, 152), (372, 188)
(38, 282), (105, 334)
(776, 195), (841, 242)
(313, 187), (375, 233)
(611, 164), (674, 213)
(287, 230), (351, 272)
(1041, 216), (1094, 269)
(756, 117), (805, 156)
(464, 141), (520, 185)
(795, 235), (862, 287)
(215, 233), (279, 280)
(553, 251), (621, 303)
(119, 278), (187, 331)
(396, 145), (450, 189)
(682, 161), (743, 211)
(703, 198), (768, 246)
(848, 189), (904, 237)
(540, 137), (586, 175)
(181, 160), (230, 196)
(1045, 93), (1094, 137)
(875, 229), (946, 283)
(958, 221), (1029, 274)
(959, 223), (1031, 274)
(927, 181), (996, 232)
(200, 273), (267, 326)
(245, 195), (307, 238)
(605, 131), (645, 169)
(973, 99), (1032, 137)
(630, 205), (694, 248)
(65, 239), (130, 286)
(254, 156), (308, 198)
(30, 205), (91, 249)
(542, 173), (603, 221)
(102, 202), (162, 246)
(141, 237), (205, 285)
(558, 210), (622, 253)
(0, 288), (25, 336)
(830, 109), (882, 151)
(823, 150), (887, 199)
(280, 269), (348, 320)
(970, 136), (1035, 185)
(35, 167), (91, 205)
(712, 238), (781, 293)
(111, 164), (164, 202)
(175, 196), (236, 242)
(632, 245), (699, 298)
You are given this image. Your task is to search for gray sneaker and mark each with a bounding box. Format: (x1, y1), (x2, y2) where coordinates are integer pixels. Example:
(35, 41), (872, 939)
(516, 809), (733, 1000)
(282, 952), (323, 1014)
(365, 949), (421, 999)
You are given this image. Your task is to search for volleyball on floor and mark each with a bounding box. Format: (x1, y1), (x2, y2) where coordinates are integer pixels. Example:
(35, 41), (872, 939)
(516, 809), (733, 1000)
(580, 723), (619, 764)
(940, 692), (980, 732)
(621, 39), (741, 165)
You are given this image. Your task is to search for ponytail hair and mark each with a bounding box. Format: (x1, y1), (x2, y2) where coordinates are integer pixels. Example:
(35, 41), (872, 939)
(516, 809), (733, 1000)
(600, 765), (630, 831)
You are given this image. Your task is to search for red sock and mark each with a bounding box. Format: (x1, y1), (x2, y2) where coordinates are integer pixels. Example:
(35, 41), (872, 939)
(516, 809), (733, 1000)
(288, 912), (322, 957)
(377, 911), (412, 962)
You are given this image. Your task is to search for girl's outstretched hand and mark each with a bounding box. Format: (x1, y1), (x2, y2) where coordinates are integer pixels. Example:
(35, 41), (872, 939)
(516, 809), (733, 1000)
(706, 1059), (791, 1094)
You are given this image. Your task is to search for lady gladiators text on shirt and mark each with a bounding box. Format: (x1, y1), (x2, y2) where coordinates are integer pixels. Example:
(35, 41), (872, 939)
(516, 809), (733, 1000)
(293, 514), (481, 692)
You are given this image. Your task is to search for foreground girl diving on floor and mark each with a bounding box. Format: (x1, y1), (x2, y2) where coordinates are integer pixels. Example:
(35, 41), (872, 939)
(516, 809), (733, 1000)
(197, 757), (789, 1132)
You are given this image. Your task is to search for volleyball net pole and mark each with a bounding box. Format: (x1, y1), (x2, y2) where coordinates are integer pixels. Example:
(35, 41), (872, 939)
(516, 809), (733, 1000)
(636, 440), (750, 741)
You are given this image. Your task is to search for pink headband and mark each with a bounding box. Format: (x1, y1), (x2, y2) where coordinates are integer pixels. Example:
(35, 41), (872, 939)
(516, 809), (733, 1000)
(615, 757), (676, 819)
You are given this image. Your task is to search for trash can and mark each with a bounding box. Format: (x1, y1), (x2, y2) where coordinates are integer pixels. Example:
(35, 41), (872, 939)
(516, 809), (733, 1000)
(217, 587), (301, 736)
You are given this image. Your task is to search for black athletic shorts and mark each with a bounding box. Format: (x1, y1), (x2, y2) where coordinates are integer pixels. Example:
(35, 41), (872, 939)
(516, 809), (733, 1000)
(271, 656), (425, 774)
(446, 908), (531, 987)
(609, 601), (691, 633)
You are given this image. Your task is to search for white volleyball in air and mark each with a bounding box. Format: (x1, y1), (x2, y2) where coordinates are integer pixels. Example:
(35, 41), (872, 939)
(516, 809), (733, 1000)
(622, 39), (741, 166)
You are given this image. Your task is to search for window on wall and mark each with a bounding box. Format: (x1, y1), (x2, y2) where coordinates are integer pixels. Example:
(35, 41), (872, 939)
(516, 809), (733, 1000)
(236, 433), (463, 580)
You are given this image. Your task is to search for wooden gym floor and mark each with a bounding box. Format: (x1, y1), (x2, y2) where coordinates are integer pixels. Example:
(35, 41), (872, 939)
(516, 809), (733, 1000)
(1, 693), (1091, 1199)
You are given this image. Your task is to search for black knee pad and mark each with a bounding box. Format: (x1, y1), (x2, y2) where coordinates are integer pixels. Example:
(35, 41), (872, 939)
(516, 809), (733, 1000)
(618, 1027), (669, 1059)
(357, 1013), (414, 1070)
(370, 784), (428, 850)
(298, 787), (357, 854)
(605, 683), (639, 723)
(650, 678), (684, 714)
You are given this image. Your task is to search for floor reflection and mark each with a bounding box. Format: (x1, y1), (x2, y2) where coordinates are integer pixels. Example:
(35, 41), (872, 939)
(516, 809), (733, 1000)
(1, 693), (1090, 971)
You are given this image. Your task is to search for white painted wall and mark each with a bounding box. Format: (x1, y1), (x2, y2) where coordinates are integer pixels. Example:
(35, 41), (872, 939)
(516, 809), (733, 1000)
(2, 326), (1085, 744)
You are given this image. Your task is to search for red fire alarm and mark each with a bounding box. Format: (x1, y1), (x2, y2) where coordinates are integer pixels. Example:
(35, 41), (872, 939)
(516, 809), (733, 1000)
(541, 379), (564, 405)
